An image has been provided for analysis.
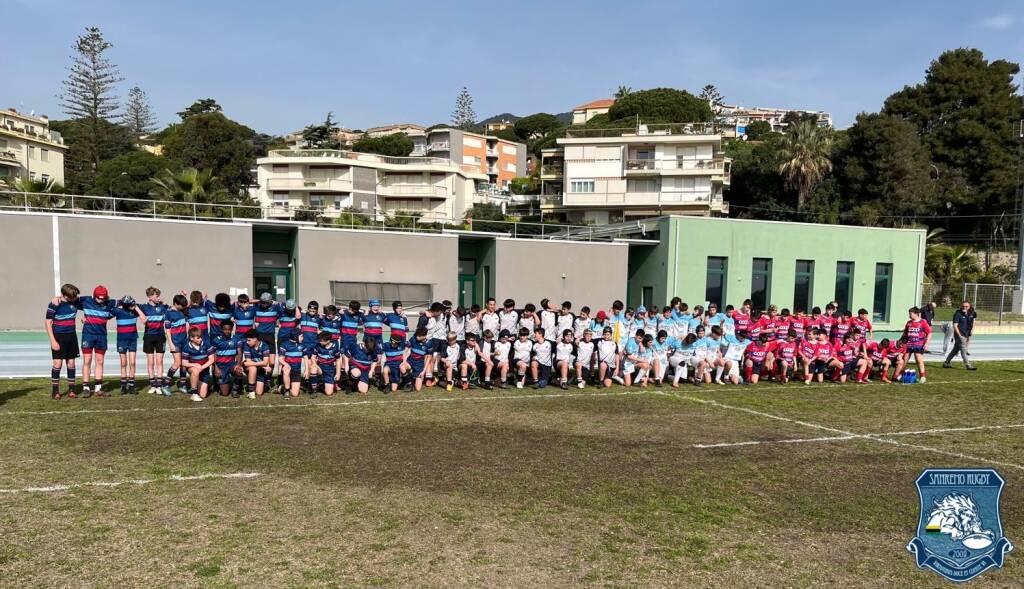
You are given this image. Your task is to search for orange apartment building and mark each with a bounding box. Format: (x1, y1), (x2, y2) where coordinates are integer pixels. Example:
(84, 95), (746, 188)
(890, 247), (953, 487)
(424, 127), (526, 192)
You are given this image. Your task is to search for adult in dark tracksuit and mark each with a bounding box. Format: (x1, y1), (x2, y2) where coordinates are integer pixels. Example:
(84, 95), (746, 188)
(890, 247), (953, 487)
(943, 301), (976, 370)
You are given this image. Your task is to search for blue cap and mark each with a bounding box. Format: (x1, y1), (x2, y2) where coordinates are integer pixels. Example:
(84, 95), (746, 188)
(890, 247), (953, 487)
(285, 299), (296, 310)
(369, 298), (381, 306)
(636, 305), (646, 313)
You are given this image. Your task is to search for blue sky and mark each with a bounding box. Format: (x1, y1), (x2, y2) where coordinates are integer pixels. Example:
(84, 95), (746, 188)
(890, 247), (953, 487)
(3, 0), (1023, 134)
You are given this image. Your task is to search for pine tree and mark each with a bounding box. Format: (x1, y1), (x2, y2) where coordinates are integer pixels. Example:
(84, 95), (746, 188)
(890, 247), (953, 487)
(451, 86), (476, 130)
(302, 112), (341, 149)
(58, 27), (124, 174)
(121, 85), (157, 139)
(698, 84), (724, 109)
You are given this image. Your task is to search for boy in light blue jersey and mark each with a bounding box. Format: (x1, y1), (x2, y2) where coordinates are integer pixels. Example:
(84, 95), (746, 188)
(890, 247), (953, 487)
(705, 303), (726, 330)
(686, 305), (705, 336)
(721, 330), (751, 384)
(669, 333), (700, 387)
(650, 330), (671, 384)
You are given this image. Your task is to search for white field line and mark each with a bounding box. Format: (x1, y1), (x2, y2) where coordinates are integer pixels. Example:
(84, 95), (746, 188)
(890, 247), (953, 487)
(0, 390), (648, 417)
(690, 423), (1024, 449)
(656, 392), (1024, 471)
(0, 472), (261, 495)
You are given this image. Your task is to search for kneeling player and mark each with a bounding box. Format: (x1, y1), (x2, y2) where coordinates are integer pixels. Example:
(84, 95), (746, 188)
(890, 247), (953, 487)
(311, 332), (342, 396)
(180, 327), (214, 402)
(381, 333), (409, 393)
(277, 331), (305, 397)
(242, 329), (271, 398)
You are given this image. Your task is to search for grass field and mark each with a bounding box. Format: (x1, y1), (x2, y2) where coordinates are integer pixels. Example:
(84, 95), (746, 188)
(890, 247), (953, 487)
(1, 362), (1022, 588)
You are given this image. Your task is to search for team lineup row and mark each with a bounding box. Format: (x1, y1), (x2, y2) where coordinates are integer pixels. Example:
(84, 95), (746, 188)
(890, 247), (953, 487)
(43, 283), (934, 401)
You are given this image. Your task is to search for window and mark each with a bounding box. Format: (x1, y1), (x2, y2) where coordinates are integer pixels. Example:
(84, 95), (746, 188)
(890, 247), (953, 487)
(750, 258), (772, 311)
(505, 162), (516, 172)
(570, 180), (595, 193)
(27, 146), (35, 159)
(502, 145), (517, 156)
(627, 179), (658, 193)
(793, 260), (814, 312)
(705, 256), (727, 308)
(834, 261), (854, 313)
(29, 171), (36, 180)
(872, 263), (892, 323)
(330, 281), (433, 313)
(41, 174), (50, 183)
(272, 164), (289, 172)
(641, 287), (653, 309)
(40, 148), (48, 162)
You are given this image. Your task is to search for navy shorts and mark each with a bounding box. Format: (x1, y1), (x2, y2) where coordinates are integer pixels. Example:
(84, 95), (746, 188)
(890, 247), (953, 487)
(749, 361), (764, 375)
(384, 361), (404, 376)
(171, 337), (187, 354)
(143, 334), (166, 354)
(429, 338), (446, 355)
(257, 332), (277, 353)
(81, 333), (108, 353)
(906, 345), (925, 354)
(251, 367), (269, 383)
(811, 360), (828, 374)
(283, 363), (303, 381)
(195, 368), (212, 386)
(216, 363), (238, 385)
(841, 359), (859, 376)
(318, 364), (337, 385)
(408, 360), (425, 378)
(117, 338), (138, 354)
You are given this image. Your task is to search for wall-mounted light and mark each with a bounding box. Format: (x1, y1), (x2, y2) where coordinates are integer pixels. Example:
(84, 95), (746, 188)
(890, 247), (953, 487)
(156, 258), (162, 266)
(561, 273), (566, 279)
(379, 267), (385, 273)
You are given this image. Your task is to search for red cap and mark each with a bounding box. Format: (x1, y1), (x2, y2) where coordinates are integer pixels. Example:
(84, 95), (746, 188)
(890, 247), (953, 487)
(93, 285), (109, 298)
(596, 310), (607, 321)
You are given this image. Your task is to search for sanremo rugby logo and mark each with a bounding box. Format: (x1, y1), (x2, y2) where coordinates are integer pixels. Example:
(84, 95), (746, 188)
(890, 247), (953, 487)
(907, 469), (1014, 582)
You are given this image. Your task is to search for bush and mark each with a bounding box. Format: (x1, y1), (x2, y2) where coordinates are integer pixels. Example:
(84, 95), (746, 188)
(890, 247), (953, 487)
(606, 88), (714, 124)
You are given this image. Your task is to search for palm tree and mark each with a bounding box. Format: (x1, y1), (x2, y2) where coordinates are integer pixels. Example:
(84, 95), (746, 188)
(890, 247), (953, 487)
(776, 120), (833, 211)
(613, 85), (632, 99)
(0, 176), (66, 209)
(149, 167), (233, 218)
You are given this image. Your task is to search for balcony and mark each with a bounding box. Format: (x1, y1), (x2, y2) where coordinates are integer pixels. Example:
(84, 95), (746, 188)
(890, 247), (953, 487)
(540, 165), (563, 179)
(377, 184), (449, 198)
(427, 142), (450, 151)
(486, 148), (498, 157)
(624, 158), (728, 175)
(562, 190), (720, 207)
(486, 166), (498, 175)
(0, 124), (64, 145)
(564, 122), (726, 139)
(0, 150), (19, 165)
(266, 177), (353, 192)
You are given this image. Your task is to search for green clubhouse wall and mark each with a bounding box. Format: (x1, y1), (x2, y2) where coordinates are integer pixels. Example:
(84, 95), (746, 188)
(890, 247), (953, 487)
(628, 216), (926, 330)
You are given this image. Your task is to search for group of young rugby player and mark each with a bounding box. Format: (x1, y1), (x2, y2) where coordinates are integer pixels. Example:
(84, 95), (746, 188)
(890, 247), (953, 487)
(45, 283), (935, 401)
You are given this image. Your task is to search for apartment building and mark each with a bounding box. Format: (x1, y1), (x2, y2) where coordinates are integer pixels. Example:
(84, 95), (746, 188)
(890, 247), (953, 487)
(719, 104), (833, 133)
(571, 99), (615, 125)
(540, 123), (730, 224)
(283, 127), (362, 149)
(424, 128), (527, 191)
(254, 149), (493, 221)
(0, 108), (66, 185)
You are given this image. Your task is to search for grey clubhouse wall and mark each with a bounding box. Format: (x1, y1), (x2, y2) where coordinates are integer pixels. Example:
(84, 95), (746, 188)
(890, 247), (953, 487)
(0, 212), (253, 330)
(493, 239), (628, 312)
(295, 227), (459, 307)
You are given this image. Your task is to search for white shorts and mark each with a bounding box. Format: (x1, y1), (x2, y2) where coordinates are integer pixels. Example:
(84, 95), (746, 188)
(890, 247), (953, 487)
(727, 363), (739, 378)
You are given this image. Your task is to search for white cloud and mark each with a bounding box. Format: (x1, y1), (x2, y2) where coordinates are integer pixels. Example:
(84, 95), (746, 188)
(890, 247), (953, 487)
(980, 15), (1016, 30)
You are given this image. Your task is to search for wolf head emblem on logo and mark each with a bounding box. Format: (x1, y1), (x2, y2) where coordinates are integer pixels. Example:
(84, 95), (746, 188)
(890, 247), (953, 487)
(927, 493), (994, 548)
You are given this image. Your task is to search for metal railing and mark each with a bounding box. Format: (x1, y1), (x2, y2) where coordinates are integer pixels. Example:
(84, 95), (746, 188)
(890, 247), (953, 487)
(377, 184), (449, 198)
(0, 150), (18, 163)
(624, 158), (727, 172)
(564, 122), (729, 139)
(540, 165), (563, 177)
(266, 177), (353, 191)
(0, 190), (635, 242)
(961, 283), (1023, 325)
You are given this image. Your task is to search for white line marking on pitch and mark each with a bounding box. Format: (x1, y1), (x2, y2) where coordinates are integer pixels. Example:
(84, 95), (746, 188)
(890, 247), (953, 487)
(0, 390), (648, 417)
(0, 472), (261, 495)
(655, 392), (1024, 471)
(690, 423), (1024, 449)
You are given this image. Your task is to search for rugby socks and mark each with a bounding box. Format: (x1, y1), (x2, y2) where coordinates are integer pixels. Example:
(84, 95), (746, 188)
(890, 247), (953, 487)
(66, 366), (76, 393)
(51, 368), (61, 394)
(744, 366), (753, 383)
(120, 378), (127, 393)
(166, 368), (176, 386)
(246, 382), (255, 395)
(715, 366), (724, 382)
(128, 377), (136, 390)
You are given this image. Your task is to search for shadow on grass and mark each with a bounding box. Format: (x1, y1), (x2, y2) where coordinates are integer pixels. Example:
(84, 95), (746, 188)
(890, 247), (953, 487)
(0, 388), (34, 406)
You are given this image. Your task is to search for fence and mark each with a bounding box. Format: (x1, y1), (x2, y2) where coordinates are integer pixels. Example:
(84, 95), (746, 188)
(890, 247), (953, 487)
(922, 282), (1023, 325)
(0, 190), (629, 242)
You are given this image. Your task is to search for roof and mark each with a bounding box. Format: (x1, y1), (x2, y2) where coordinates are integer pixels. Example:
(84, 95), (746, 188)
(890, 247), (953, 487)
(365, 123), (426, 133)
(572, 98), (615, 111)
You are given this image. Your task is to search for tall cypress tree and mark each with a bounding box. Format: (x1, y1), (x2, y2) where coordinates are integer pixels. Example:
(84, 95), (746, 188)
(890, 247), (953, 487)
(451, 87), (477, 131)
(121, 85), (157, 140)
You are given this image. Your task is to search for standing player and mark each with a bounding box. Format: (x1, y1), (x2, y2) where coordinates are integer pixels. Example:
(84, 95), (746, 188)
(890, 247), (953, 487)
(363, 298), (387, 351)
(138, 287), (168, 395)
(46, 283), (82, 400)
(113, 296), (141, 395)
(902, 306), (932, 383)
(163, 294), (189, 395)
(480, 298), (500, 337)
(386, 301), (408, 342)
(78, 285), (117, 396)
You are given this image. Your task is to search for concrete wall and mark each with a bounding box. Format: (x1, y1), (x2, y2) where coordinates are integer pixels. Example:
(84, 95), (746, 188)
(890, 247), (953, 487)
(0, 212), (253, 330)
(295, 227), (458, 307)
(493, 238), (628, 312)
(628, 216), (926, 330)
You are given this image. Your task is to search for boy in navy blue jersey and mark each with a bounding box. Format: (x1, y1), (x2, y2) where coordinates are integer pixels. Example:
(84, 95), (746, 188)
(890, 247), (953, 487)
(205, 293), (234, 332)
(163, 294), (189, 396)
(231, 294), (256, 332)
(77, 285), (117, 396)
(318, 304), (341, 342)
(138, 287), (168, 394)
(253, 292), (283, 370)
(407, 327), (430, 392)
(180, 327), (215, 402)
(241, 329), (271, 399)
(363, 298), (386, 352)
(113, 296), (141, 395)
(211, 320), (243, 398)
(274, 299), (300, 388)
(381, 332), (408, 393)
(45, 283), (82, 399)
(277, 330), (305, 397)
(340, 300), (363, 351)
(386, 301), (408, 342)
(346, 338), (377, 394)
(299, 301), (322, 350)
(310, 331), (342, 396)
(185, 290), (211, 344)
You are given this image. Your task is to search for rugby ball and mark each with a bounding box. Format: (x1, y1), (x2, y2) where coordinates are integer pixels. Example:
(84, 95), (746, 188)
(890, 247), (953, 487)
(962, 534), (993, 549)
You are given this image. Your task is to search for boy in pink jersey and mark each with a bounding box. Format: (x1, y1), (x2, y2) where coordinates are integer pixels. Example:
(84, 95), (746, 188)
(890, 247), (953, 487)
(851, 308), (873, 340)
(902, 307), (932, 383)
(730, 299), (753, 334)
(864, 338), (892, 383)
(771, 329), (800, 384)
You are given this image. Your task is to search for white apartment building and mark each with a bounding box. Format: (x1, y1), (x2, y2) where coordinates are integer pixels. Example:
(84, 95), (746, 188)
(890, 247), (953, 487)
(719, 104), (833, 133)
(540, 123), (730, 224)
(254, 149), (493, 222)
(0, 108), (66, 186)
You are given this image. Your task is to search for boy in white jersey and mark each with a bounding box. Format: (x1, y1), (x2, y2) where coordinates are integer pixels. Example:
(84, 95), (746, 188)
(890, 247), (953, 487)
(530, 327), (553, 389)
(556, 301), (575, 339)
(464, 304), (482, 340)
(669, 333), (700, 387)
(575, 329), (596, 387)
(573, 306), (591, 341)
(518, 303), (537, 333)
(477, 330), (495, 389)
(492, 329), (512, 388)
(512, 327), (533, 389)
(721, 329), (750, 384)
(539, 298), (558, 343)
(651, 330), (671, 385)
(440, 332), (462, 392)
(554, 329), (577, 390)
(458, 332), (482, 390)
(499, 299), (519, 334)
(481, 298), (500, 336)
(596, 327), (620, 388)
